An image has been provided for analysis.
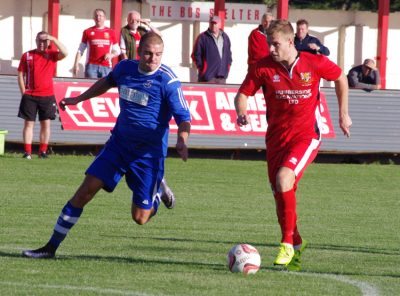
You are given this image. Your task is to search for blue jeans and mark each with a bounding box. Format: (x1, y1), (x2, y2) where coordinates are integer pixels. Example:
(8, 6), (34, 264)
(85, 64), (112, 78)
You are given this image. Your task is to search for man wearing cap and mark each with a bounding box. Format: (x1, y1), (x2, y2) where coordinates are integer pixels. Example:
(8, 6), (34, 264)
(191, 15), (232, 83)
(347, 59), (381, 92)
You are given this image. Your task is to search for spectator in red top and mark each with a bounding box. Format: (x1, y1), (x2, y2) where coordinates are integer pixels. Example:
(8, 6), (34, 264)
(17, 31), (68, 159)
(235, 20), (351, 271)
(247, 12), (274, 70)
(73, 8), (120, 78)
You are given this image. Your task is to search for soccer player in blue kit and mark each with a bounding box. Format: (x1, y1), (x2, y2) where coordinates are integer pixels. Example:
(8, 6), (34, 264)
(22, 32), (191, 259)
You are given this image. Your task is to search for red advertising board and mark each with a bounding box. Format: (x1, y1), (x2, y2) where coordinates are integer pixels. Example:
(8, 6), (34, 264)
(54, 81), (335, 138)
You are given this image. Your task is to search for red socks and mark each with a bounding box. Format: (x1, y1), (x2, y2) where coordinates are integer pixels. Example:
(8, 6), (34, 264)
(24, 144), (32, 154)
(274, 189), (300, 245)
(39, 143), (48, 154)
(24, 143), (48, 154)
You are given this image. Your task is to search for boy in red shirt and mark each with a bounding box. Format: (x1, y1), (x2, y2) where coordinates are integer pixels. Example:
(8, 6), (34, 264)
(235, 20), (352, 271)
(17, 31), (68, 158)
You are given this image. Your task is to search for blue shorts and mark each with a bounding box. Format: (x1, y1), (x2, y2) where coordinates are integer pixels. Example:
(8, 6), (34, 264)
(86, 137), (165, 210)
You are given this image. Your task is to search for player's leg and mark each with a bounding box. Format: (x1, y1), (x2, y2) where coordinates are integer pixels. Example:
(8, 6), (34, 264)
(38, 119), (50, 157)
(273, 167), (296, 266)
(22, 142), (123, 259)
(159, 177), (175, 209)
(22, 120), (34, 158)
(277, 138), (320, 269)
(37, 96), (57, 158)
(18, 95), (37, 158)
(127, 157), (164, 225)
(22, 174), (104, 258)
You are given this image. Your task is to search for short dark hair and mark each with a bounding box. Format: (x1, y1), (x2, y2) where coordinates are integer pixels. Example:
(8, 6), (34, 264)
(139, 31), (164, 49)
(36, 31), (48, 40)
(94, 8), (106, 17)
(296, 19), (309, 27)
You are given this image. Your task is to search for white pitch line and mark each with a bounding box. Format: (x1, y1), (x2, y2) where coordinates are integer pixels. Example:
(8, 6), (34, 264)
(297, 272), (380, 296)
(0, 281), (159, 296)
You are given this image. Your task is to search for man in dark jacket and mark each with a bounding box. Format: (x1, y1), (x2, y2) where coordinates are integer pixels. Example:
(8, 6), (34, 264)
(294, 19), (330, 56)
(347, 58), (381, 92)
(191, 16), (232, 83)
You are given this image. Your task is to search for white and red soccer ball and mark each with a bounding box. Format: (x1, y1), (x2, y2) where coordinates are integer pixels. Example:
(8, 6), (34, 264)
(227, 244), (261, 274)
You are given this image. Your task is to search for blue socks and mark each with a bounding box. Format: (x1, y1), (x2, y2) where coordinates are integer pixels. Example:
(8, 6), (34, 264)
(48, 201), (83, 249)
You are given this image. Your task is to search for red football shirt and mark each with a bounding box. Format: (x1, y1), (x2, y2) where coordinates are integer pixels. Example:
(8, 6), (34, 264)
(239, 52), (342, 146)
(18, 49), (59, 96)
(247, 27), (270, 66)
(81, 26), (117, 67)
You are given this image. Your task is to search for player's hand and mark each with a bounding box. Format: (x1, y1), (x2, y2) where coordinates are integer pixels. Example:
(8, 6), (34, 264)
(236, 114), (249, 126)
(339, 114), (352, 138)
(140, 19), (151, 27)
(59, 97), (79, 111)
(104, 53), (114, 62)
(176, 140), (188, 162)
(72, 65), (79, 77)
(308, 43), (319, 51)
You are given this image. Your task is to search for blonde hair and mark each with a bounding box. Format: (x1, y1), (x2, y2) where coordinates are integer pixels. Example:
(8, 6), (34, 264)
(267, 19), (295, 39)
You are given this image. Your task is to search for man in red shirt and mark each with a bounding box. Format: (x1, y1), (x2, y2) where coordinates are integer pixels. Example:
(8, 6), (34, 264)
(73, 8), (120, 78)
(247, 12), (274, 70)
(17, 31), (68, 159)
(235, 20), (352, 271)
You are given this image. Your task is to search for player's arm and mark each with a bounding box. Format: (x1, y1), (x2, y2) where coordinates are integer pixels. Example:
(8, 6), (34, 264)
(140, 19), (162, 36)
(73, 43), (86, 77)
(47, 34), (68, 60)
(176, 121), (191, 162)
(17, 71), (25, 95)
(334, 72), (352, 137)
(191, 36), (203, 70)
(234, 92), (250, 126)
(59, 77), (113, 111)
(105, 43), (121, 62)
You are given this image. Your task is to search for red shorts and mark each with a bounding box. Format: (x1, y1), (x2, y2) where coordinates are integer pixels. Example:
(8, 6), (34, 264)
(266, 138), (321, 191)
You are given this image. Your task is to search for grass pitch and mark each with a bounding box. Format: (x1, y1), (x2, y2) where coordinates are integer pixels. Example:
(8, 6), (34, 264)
(0, 153), (399, 295)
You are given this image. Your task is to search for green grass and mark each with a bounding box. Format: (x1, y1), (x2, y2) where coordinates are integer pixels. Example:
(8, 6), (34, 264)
(0, 153), (399, 295)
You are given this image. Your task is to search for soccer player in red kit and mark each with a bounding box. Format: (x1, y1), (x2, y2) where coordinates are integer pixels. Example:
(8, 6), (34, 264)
(235, 20), (352, 271)
(17, 31), (68, 158)
(73, 8), (120, 78)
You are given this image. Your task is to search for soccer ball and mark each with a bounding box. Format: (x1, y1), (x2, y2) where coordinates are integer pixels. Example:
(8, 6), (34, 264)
(227, 244), (261, 274)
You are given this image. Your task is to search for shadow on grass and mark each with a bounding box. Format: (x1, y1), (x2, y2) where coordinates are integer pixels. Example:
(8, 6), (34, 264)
(102, 234), (400, 256)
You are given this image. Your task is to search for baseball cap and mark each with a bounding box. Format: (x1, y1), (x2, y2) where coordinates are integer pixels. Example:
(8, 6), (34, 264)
(363, 59), (376, 70)
(210, 15), (221, 23)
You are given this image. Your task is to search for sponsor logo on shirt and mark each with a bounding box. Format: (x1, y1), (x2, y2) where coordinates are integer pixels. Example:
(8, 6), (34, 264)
(275, 89), (312, 104)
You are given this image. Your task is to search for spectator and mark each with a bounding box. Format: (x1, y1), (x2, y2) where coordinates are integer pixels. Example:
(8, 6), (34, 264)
(17, 31), (68, 159)
(295, 19), (330, 56)
(191, 15), (232, 84)
(22, 32), (191, 259)
(73, 8), (121, 78)
(247, 12), (274, 70)
(120, 10), (161, 60)
(347, 58), (381, 92)
(234, 20), (351, 271)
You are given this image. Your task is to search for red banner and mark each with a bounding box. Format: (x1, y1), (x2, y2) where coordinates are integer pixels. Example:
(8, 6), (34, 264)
(54, 82), (335, 138)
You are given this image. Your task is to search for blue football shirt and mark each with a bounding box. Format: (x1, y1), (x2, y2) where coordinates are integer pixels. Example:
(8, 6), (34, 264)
(106, 59), (191, 157)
